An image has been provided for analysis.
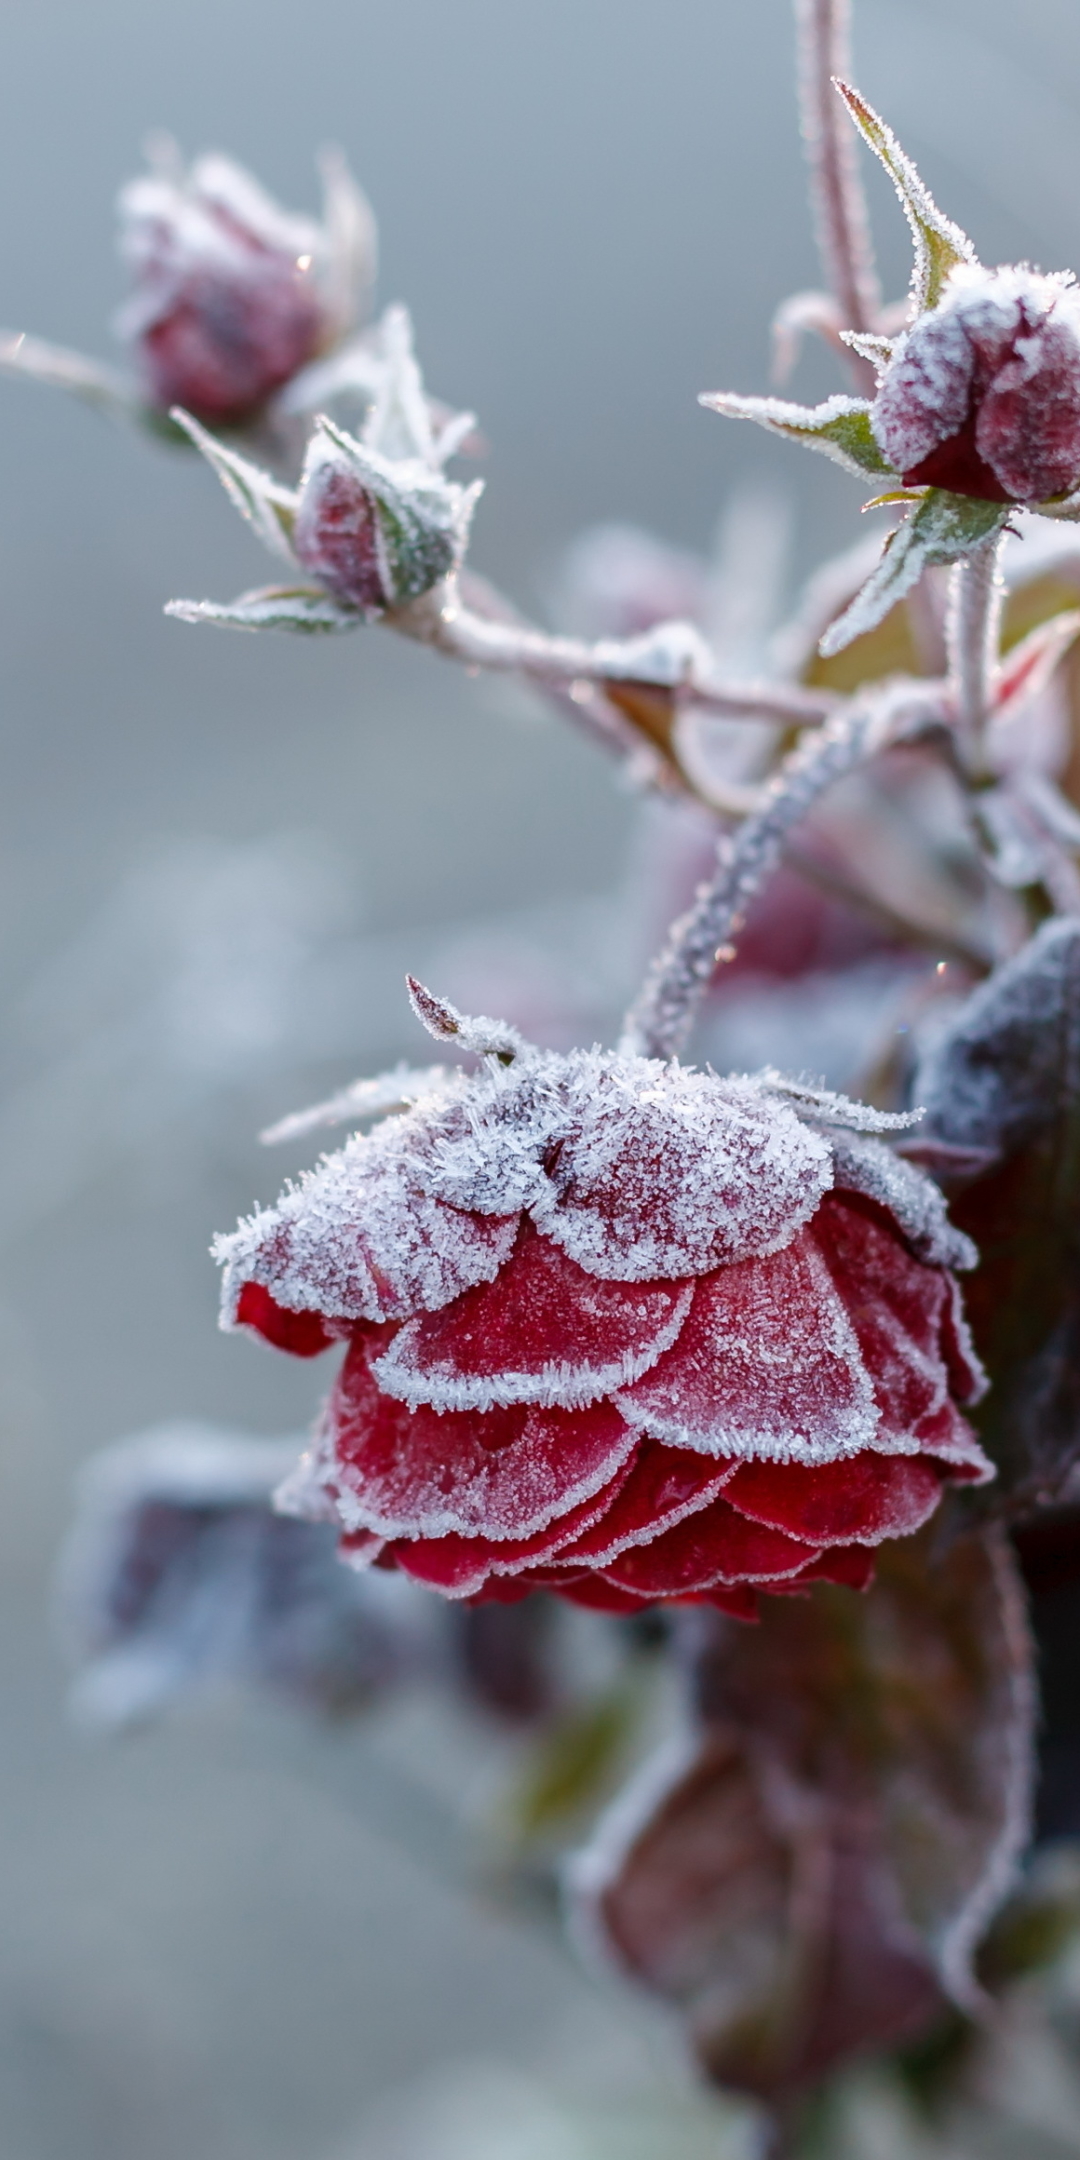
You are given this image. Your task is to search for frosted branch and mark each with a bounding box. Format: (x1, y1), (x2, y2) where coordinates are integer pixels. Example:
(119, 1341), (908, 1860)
(388, 579), (835, 728)
(620, 694), (913, 1060)
(948, 533), (1005, 762)
(794, 0), (881, 393)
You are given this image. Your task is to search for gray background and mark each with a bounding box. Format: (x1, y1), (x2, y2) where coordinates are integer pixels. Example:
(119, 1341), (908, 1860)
(0, 1), (1078, 2153)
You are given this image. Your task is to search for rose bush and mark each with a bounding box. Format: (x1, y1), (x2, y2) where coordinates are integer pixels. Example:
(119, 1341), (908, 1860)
(214, 996), (992, 1615)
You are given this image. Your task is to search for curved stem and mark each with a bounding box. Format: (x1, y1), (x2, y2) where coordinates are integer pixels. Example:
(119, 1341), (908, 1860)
(794, 0), (881, 392)
(619, 702), (889, 1059)
(389, 581), (838, 731)
(947, 535), (1005, 765)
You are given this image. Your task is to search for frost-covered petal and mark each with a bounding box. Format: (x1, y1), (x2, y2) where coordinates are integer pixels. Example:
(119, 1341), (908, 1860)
(600, 1500), (821, 1596)
(216, 1116), (519, 1329)
(234, 1281), (347, 1357)
(549, 1439), (738, 1568)
(532, 1065), (833, 1281)
(814, 1194), (988, 1454)
(328, 1333), (638, 1542)
(373, 1222), (692, 1412)
(723, 1452), (944, 1547)
(383, 1462), (638, 1598)
(615, 1235), (877, 1464)
(830, 1133), (978, 1272)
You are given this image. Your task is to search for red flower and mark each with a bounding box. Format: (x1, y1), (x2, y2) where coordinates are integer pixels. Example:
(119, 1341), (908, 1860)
(117, 154), (338, 427)
(872, 265), (1080, 506)
(216, 1004), (991, 1616)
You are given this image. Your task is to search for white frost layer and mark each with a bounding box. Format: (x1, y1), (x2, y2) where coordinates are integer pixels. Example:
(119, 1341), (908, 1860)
(373, 1283), (693, 1413)
(830, 1132), (978, 1272)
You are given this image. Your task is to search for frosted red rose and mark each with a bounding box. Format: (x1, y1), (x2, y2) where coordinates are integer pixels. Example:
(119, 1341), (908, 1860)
(216, 1022), (991, 1618)
(117, 154), (329, 427)
(872, 264), (1080, 505)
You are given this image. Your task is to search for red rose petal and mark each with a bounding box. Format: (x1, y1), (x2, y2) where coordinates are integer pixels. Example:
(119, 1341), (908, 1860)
(234, 1280), (345, 1358)
(383, 1452), (640, 1598)
(373, 1220), (692, 1412)
(615, 1232), (875, 1461)
(723, 1451), (943, 1546)
(329, 1335), (637, 1542)
(601, 1497), (819, 1597)
(549, 1439), (737, 1567)
(791, 1542), (877, 1590)
(813, 1194), (952, 1440)
(913, 1400), (995, 1483)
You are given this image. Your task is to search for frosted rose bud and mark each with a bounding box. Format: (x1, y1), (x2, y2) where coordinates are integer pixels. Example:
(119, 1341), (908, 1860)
(215, 1026), (992, 1617)
(291, 420), (476, 614)
(118, 154), (331, 427)
(872, 264), (1080, 505)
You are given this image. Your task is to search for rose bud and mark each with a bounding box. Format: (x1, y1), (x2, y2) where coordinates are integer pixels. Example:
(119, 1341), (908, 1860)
(117, 150), (369, 428)
(871, 264), (1080, 505)
(214, 991), (992, 1618)
(291, 418), (480, 614)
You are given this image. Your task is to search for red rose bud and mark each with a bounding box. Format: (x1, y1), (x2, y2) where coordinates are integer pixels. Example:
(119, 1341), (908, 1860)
(216, 1036), (992, 1616)
(292, 419), (479, 615)
(118, 154), (334, 427)
(872, 265), (1080, 505)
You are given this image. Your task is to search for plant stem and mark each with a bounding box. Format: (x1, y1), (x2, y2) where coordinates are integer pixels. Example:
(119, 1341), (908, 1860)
(794, 0), (881, 393)
(619, 702), (888, 1059)
(391, 580), (835, 730)
(947, 535), (1005, 765)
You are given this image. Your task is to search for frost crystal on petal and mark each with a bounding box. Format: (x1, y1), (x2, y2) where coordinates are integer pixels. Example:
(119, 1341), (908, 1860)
(831, 1132), (979, 1272)
(530, 1062), (834, 1280)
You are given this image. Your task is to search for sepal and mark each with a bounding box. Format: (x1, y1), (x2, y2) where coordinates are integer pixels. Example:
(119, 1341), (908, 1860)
(700, 389), (894, 480)
(170, 409), (299, 562)
(834, 80), (978, 315)
(819, 491), (1010, 657)
(165, 584), (360, 634)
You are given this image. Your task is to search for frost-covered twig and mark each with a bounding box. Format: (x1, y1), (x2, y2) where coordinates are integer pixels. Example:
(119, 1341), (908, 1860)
(794, 0), (881, 391)
(619, 694), (914, 1059)
(948, 532), (1006, 762)
(388, 578), (835, 728)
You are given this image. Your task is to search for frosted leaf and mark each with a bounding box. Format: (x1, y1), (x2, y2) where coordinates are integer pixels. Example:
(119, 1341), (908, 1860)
(260, 1064), (457, 1145)
(165, 585), (360, 634)
(216, 1112), (519, 1327)
(0, 331), (136, 416)
(326, 1333), (638, 1541)
(830, 1131), (979, 1271)
(835, 81), (977, 315)
(759, 1072), (922, 1133)
(916, 917), (1080, 1156)
(406, 976), (526, 1058)
(169, 410), (299, 561)
(530, 1062), (834, 1280)
(820, 490), (1010, 658)
(616, 1234), (879, 1464)
(373, 1222), (693, 1411)
(699, 389), (893, 480)
(58, 1423), (413, 1728)
(316, 145), (377, 344)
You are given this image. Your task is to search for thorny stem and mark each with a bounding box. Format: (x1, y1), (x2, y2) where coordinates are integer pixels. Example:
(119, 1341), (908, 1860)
(794, 0), (881, 395)
(947, 534), (1005, 766)
(389, 580), (836, 732)
(619, 701), (893, 1060)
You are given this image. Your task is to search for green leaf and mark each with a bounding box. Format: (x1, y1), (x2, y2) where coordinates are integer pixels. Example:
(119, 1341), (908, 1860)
(582, 1526), (1034, 2101)
(165, 585), (360, 634)
(169, 409), (299, 563)
(917, 920), (1080, 1510)
(835, 81), (978, 314)
(819, 490), (1009, 658)
(699, 389), (893, 480)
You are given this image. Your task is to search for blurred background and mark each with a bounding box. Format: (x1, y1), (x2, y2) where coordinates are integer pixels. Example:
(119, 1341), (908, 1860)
(1, 0), (1080, 2152)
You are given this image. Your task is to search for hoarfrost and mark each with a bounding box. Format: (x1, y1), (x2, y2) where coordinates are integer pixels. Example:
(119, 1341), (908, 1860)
(831, 1131), (979, 1271)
